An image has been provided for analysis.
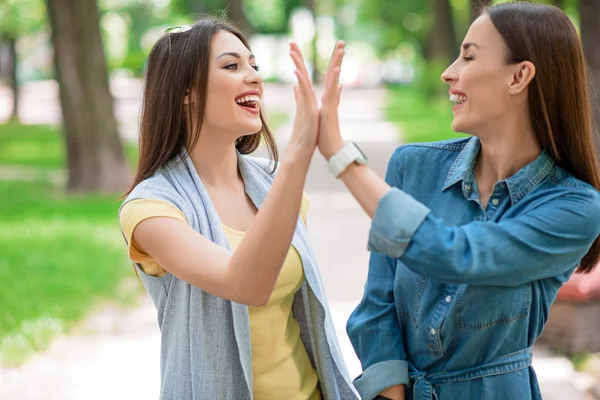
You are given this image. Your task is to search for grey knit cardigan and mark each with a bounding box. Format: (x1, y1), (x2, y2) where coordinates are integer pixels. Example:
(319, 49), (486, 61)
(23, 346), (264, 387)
(119, 152), (359, 399)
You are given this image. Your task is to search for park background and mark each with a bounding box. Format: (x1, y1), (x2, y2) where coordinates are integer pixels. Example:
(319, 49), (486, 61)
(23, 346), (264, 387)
(2, 0), (600, 398)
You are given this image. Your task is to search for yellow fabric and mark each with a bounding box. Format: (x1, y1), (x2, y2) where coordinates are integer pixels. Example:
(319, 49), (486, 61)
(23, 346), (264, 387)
(223, 225), (321, 400)
(119, 199), (187, 277)
(119, 196), (321, 399)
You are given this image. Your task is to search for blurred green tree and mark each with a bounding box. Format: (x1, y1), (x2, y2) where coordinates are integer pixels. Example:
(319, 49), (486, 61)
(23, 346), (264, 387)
(470, 0), (491, 21)
(0, 0), (47, 122)
(46, 0), (130, 192)
(227, 0), (252, 33)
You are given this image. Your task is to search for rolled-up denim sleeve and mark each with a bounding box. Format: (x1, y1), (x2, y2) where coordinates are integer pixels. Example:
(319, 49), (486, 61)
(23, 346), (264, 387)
(346, 251), (409, 400)
(369, 182), (600, 286)
(368, 188), (430, 258)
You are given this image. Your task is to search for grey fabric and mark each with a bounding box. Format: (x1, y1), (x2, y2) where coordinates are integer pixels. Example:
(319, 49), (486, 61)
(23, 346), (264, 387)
(119, 152), (358, 400)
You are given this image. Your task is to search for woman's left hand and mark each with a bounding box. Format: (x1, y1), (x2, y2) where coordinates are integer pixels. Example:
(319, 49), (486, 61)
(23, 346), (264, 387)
(318, 41), (346, 160)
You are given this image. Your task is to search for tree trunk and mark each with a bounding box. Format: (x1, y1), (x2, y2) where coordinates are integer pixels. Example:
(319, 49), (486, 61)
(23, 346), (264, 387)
(46, 0), (130, 192)
(7, 36), (19, 122)
(228, 0), (252, 34)
(423, 0), (457, 98)
(470, 0), (492, 22)
(581, 0), (600, 145)
(425, 0), (457, 65)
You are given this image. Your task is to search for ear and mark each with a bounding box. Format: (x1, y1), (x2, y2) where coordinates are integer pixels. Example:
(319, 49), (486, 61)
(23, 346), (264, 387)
(508, 61), (535, 95)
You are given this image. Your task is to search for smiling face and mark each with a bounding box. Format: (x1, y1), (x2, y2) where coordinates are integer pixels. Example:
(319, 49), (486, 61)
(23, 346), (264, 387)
(200, 30), (264, 137)
(441, 15), (518, 135)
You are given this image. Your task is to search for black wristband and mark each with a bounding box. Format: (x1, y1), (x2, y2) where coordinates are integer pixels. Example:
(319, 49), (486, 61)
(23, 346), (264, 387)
(373, 395), (394, 400)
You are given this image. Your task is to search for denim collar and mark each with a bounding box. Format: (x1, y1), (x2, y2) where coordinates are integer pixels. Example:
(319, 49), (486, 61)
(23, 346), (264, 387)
(442, 137), (555, 205)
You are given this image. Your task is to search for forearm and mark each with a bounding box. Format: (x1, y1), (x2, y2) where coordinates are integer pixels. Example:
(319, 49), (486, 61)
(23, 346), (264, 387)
(229, 146), (311, 304)
(380, 385), (405, 400)
(338, 163), (391, 218)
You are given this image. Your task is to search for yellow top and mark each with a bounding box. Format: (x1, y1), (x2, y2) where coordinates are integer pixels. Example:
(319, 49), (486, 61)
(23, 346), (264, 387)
(119, 197), (321, 400)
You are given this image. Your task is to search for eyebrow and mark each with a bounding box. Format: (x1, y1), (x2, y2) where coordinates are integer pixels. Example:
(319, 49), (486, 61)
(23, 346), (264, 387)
(462, 42), (480, 51)
(216, 51), (255, 60)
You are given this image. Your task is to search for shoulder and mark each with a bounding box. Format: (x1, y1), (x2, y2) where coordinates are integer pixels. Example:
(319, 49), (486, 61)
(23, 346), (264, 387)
(119, 198), (187, 235)
(242, 156), (279, 176)
(543, 164), (600, 211)
(530, 174), (600, 236)
(386, 137), (471, 182)
(390, 137), (470, 162)
(120, 169), (188, 216)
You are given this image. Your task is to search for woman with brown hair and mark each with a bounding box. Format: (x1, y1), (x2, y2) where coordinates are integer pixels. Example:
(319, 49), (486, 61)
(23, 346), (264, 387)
(316, 2), (600, 400)
(118, 18), (357, 400)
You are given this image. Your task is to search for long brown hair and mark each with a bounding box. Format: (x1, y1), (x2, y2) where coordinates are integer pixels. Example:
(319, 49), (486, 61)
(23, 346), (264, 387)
(484, 2), (600, 273)
(125, 17), (278, 196)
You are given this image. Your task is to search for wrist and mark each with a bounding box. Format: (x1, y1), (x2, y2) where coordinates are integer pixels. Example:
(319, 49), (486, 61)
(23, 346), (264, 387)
(282, 144), (313, 168)
(321, 138), (344, 160)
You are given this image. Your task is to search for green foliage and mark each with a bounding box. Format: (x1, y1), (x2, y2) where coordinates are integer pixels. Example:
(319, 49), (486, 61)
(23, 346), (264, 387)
(245, 0), (287, 33)
(0, 179), (134, 366)
(358, 0), (428, 56)
(385, 85), (467, 143)
(0, 0), (47, 36)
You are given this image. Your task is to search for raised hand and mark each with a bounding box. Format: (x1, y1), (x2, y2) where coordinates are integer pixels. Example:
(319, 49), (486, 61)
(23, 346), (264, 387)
(319, 41), (346, 160)
(287, 42), (319, 156)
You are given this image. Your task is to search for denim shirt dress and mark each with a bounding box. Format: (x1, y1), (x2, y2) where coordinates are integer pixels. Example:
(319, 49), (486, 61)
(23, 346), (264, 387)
(347, 137), (600, 400)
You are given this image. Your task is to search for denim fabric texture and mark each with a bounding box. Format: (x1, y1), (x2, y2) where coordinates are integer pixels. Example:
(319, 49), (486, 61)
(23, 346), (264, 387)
(347, 137), (600, 400)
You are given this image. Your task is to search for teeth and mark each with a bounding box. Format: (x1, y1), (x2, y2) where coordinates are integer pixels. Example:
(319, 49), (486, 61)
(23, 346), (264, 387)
(235, 95), (260, 104)
(450, 94), (467, 104)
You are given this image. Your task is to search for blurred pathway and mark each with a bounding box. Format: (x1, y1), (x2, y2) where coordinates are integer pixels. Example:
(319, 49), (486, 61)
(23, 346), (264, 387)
(0, 80), (592, 399)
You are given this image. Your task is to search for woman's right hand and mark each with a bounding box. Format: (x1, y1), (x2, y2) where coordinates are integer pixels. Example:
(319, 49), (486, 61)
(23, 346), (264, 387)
(287, 42), (319, 158)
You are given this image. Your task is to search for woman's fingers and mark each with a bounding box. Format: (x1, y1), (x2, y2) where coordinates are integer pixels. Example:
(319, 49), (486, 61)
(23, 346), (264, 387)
(323, 42), (345, 106)
(290, 42), (310, 78)
(325, 41), (345, 89)
(292, 62), (312, 103)
(289, 44), (315, 105)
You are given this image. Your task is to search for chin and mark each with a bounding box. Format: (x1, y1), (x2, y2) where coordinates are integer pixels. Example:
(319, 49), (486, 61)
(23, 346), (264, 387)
(248, 121), (263, 134)
(451, 118), (473, 135)
(239, 123), (263, 137)
(451, 119), (462, 132)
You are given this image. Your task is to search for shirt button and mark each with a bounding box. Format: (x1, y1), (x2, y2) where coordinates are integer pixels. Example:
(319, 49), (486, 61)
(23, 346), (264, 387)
(430, 328), (436, 335)
(445, 296), (452, 303)
(492, 198), (499, 206)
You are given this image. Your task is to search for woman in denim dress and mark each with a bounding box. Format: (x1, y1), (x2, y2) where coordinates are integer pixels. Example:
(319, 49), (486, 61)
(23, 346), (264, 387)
(317, 3), (600, 400)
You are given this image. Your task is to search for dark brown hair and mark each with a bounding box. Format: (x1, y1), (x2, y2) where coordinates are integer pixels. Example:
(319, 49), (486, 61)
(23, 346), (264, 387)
(125, 17), (278, 196)
(484, 2), (600, 273)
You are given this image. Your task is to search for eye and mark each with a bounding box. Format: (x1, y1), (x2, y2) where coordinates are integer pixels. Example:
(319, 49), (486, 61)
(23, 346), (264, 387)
(252, 64), (260, 72)
(463, 55), (474, 61)
(225, 63), (238, 70)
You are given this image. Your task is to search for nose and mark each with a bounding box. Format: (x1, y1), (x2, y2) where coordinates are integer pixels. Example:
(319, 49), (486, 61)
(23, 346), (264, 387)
(244, 67), (263, 86)
(441, 62), (458, 85)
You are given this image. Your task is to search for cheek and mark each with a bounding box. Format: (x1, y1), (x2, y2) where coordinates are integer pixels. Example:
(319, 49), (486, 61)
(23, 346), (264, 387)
(464, 71), (509, 114)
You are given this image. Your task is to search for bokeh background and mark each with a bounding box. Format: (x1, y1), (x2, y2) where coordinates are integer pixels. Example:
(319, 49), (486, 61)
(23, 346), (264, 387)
(1, 0), (600, 398)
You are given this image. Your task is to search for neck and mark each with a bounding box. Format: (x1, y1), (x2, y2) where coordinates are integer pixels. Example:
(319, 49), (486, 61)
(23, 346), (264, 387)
(188, 126), (240, 187)
(475, 111), (541, 185)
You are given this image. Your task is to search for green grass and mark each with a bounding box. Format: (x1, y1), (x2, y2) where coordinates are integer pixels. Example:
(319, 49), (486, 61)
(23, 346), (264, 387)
(0, 115), (292, 367)
(0, 121), (138, 169)
(0, 122), (142, 366)
(0, 179), (135, 366)
(385, 85), (468, 144)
